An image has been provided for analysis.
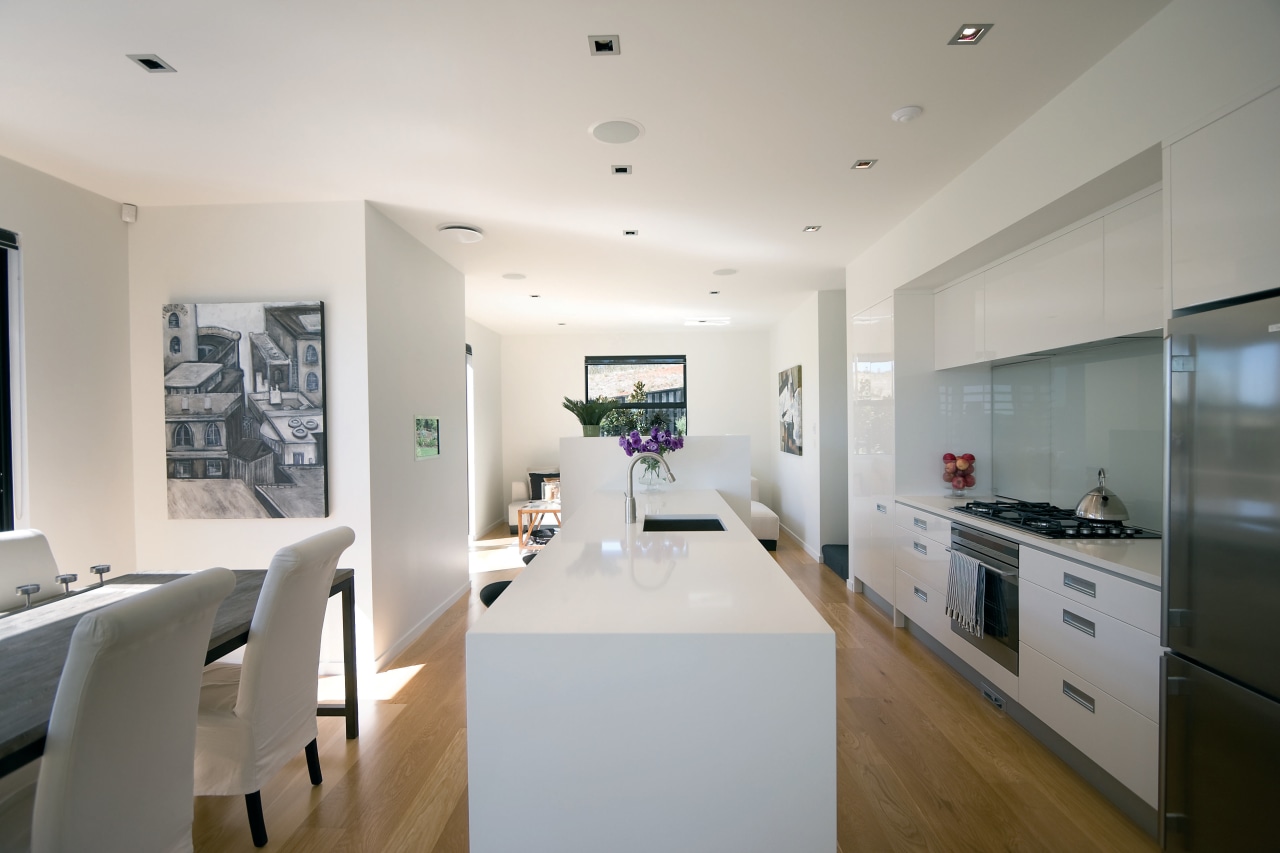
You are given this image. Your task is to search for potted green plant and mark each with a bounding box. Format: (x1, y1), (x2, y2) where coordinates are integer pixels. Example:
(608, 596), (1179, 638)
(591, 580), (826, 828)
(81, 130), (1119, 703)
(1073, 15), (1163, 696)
(563, 396), (619, 437)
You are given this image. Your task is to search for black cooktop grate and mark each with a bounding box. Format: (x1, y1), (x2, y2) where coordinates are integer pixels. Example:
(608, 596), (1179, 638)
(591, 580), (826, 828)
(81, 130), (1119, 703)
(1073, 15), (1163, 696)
(952, 500), (1161, 539)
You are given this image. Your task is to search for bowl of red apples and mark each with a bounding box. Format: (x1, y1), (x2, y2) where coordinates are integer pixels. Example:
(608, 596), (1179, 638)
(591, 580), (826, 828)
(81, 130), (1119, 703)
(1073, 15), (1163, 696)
(943, 453), (976, 496)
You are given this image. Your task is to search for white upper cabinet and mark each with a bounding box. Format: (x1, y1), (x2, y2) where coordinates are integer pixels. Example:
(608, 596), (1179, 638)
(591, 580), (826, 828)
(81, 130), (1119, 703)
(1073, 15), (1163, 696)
(985, 219), (1105, 361)
(1170, 85), (1280, 311)
(934, 273), (985, 370)
(1103, 191), (1163, 336)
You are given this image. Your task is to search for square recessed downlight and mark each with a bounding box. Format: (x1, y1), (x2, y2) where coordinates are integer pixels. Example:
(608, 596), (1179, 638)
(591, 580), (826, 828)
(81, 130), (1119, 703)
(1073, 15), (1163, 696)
(589, 35), (620, 56)
(802, 225), (821, 233)
(851, 159), (878, 170)
(623, 229), (639, 236)
(949, 24), (992, 45)
(127, 53), (177, 72)
(612, 165), (633, 175)
(684, 317), (731, 326)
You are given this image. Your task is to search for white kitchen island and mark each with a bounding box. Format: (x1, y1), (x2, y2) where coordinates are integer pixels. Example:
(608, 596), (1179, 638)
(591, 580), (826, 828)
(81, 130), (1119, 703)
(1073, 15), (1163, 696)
(466, 489), (835, 853)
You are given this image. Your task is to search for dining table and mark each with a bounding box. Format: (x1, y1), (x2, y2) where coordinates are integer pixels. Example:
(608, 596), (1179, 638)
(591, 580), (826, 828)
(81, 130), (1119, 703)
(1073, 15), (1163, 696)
(0, 568), (358, 778)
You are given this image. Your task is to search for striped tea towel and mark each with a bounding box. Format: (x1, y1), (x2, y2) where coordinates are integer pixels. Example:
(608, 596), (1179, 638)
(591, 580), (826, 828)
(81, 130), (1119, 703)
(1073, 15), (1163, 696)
(945, 549), (985, 638)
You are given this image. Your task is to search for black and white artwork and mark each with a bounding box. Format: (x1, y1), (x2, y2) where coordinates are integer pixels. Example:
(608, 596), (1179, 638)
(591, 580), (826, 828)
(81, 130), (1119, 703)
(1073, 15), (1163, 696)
(163, 301), (329, 518)
(779, 364), (802, 456)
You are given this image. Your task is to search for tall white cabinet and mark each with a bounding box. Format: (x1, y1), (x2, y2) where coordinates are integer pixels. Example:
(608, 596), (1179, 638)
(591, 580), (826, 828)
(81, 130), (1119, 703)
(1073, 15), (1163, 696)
(847, 296), (895, 604)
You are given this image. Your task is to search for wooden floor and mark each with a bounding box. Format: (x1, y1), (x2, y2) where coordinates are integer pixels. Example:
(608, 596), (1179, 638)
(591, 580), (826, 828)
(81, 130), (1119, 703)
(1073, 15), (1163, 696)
(192, 531), (1157, 852)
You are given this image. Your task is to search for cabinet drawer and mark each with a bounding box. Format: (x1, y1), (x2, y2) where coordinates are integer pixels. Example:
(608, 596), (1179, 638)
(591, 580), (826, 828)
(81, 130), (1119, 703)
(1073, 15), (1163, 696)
(894, 569), (948, 639)
(1020, 547), (1159, 635)
(894, 503), (951, 545)
(894, 530), (950, 594)
(1021, 580), (1161, 720)
(1020, 644), (1157, 807)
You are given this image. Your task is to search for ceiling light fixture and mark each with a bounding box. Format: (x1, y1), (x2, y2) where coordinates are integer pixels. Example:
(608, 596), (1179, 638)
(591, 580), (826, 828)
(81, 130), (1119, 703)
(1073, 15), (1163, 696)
(612, 165), (633, 175)
(891, 106), (923, 123)
(589, 35), (621, 56)
(684, 317), (731, 326)
(803, 226), (821, 233)
(623, 229), (638, 236)
(590, 119), (644, 144)
(127, 54), (176, 73)
(949, 24), (993, 45)
(530, 294), (541, 298)
(712, 268), (737, 276)
(437, 224), (484, 243)
(709, 291), (721, 295)
(502, 273), (526, 280)
(851, 159), (878, 170)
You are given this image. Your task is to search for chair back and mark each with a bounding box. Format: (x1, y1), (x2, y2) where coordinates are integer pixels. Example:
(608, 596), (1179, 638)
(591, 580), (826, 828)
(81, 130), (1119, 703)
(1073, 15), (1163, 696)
(31, 567), (236, 853)
(0, 530), (62, 610)
(235, 528), (355, 753)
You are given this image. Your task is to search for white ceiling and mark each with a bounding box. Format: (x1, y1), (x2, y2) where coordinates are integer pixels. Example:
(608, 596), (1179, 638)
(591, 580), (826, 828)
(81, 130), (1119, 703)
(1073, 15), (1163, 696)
(0, 1), (1169, 335)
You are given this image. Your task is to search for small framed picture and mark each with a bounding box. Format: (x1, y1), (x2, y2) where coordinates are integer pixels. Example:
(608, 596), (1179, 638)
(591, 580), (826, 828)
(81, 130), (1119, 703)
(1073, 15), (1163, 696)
(415, 417), (439, 459)
(541, 477), (561, 502)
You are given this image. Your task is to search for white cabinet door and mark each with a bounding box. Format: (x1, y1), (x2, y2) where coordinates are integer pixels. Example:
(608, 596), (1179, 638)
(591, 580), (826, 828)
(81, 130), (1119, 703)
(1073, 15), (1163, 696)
(934, 273), (985, 369)
(852, 495), (895, 604)
(1104, 190), (1164, 336)
(984, 218), (1105, 360)
(1170, 85), (1280, 310)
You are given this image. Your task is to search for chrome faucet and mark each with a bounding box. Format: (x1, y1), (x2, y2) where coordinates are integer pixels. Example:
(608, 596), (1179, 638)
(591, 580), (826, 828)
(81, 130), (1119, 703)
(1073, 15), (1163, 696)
(625, 452), (676, 523)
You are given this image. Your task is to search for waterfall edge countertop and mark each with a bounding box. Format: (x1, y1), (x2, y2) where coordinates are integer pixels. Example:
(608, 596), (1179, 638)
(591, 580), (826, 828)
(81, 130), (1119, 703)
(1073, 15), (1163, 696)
(465, 488), (836, 853)
(469, 488), (834, 636)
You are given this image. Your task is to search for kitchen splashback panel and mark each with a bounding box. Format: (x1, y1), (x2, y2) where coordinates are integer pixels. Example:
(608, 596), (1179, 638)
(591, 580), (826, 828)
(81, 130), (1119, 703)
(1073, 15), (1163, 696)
(991, 338), (1163, 531)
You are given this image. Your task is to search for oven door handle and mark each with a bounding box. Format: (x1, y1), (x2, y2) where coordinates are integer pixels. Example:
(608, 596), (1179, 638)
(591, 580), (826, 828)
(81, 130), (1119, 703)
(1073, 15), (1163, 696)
(981, 563), (1018, 579)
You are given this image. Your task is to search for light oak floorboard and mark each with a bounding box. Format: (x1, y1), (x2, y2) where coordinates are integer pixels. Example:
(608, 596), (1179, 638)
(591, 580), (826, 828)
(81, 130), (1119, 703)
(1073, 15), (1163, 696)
(193, 531), (1155, 852)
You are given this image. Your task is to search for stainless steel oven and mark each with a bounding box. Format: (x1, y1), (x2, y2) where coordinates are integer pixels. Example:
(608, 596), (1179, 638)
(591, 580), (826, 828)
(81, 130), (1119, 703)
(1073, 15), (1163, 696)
(949, 523), (1019, 675)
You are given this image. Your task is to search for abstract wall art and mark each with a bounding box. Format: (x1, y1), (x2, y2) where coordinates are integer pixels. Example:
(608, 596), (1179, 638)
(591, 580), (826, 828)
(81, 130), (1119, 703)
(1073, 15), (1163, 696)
(779, 364), (802, 456)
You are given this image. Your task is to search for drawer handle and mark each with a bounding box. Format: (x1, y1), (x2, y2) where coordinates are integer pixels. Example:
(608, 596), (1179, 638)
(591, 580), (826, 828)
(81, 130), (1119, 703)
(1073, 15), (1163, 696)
(913, 517), (928, 530)
(1062, 681), (1096, 714)
(914, 586), (928, 603)
(1063, 573), (1097, 598)
(913, 541), (928, 556)
(876, 503), (888, 513)
(1062, 609), (1096, 638)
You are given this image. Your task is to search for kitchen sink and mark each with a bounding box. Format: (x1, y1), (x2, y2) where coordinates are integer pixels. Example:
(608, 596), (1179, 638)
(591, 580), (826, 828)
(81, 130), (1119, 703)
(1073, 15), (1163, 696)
(642, 515), (725, 532)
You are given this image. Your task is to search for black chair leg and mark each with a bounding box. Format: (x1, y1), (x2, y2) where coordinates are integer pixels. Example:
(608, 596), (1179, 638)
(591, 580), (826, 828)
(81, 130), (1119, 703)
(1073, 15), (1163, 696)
(305, 737), (323, 785)
(245, 790), (268, 848)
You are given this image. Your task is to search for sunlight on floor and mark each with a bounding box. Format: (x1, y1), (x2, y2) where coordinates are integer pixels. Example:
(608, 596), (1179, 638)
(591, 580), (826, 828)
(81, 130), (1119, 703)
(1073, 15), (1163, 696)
(468, 531), (527, 575)
(318, 664), (424, 703)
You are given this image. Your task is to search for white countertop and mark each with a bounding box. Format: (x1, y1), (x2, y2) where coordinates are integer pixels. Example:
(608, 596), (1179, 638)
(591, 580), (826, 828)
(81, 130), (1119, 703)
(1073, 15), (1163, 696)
(471, 489), (833, 636)
(895, 494), (1163, 588)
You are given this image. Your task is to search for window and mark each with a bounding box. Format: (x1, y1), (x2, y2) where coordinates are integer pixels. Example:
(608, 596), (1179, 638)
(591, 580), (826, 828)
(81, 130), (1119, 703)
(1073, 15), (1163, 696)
(305, 344), (318, 364)
(206, 460), (223, 477)
(0, 236), (14, 530)
(205, 423), (222, 446)
(174, 460), (193, 478)
(168, 312), (180, 328)
(305, 372), (319, 392)
(174, 424), (193, 447)
(585, 355), (687, 437)
(169, 336), (181, 354)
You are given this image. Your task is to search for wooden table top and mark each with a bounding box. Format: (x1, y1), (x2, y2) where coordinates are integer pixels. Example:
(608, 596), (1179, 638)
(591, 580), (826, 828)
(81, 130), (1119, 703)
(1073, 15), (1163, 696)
(0, 568), (353, 777)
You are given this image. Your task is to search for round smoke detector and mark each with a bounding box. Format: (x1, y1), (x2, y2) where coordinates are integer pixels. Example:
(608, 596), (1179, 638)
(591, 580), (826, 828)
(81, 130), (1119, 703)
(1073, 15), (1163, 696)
(891, 105), (924, 123)
(438, 224), (485, 243)
(590, 119), (644, 144)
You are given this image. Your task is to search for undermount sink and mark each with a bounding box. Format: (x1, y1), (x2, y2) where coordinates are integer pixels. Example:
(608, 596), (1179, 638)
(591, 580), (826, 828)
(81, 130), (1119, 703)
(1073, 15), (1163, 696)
(642, 515), (725, 532)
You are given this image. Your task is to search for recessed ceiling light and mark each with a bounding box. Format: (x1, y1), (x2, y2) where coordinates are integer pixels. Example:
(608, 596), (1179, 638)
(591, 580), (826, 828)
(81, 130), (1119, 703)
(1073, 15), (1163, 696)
(589, 35), (621, 56)
(558, 322), (566, 326)
(684, 317), (731, 326)
(502, 273), (526, 280)
(590, 119), (644, 144)
(891, 106), (923, 123)
(530, 294), (541, 298)
(712, 268), (737, 276)
(623, 229), (639, 236)
(437, 224), (484, 243)
(709, 290), (721, 295)
(127, 54), (176, 73)
(851, 159), (878, 170)
(803, 226), (821, 233)
(949, 24), (993, 45)
(612, 165), (633, 175)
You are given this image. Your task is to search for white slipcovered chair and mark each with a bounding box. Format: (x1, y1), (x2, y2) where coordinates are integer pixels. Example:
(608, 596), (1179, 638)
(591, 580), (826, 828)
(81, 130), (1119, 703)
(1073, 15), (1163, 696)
(0, 567), (236, 853)
(0, 530), (63, 612)
(193, 526), (356, 848)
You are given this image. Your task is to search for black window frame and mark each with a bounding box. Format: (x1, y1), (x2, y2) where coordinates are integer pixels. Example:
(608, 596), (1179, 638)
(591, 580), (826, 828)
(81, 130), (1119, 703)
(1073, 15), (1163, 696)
(584, 355), (687, 436)
(0, 236), (14, 530)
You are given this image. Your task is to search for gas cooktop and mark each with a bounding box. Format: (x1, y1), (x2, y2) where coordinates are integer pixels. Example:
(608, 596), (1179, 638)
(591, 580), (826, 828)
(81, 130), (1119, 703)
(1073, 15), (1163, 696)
(951, 500), (1161, 540)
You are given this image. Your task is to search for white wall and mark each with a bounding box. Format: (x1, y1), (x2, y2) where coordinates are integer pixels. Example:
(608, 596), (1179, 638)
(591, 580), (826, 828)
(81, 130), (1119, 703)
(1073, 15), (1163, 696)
(127, 201), (377, 667)
(0, 155), (137, 579)
(817, 290), (848, 547)
(846, 0), (1280, 312)
(365, 204), (469, 664)
(771, 294), (820, 557)
(466, 317), (505, 536)
(499, 329), (774, 510)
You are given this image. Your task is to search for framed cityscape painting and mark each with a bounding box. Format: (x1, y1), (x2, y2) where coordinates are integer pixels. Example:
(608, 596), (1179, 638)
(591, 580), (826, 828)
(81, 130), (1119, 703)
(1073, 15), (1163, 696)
(162, 301), (329, 518)
(779, 364), (802, 456)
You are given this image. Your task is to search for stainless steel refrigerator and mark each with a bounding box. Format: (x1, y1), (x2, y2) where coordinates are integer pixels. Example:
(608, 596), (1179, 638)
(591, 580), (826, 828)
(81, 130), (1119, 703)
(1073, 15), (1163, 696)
(1163, 290), (1280, 851)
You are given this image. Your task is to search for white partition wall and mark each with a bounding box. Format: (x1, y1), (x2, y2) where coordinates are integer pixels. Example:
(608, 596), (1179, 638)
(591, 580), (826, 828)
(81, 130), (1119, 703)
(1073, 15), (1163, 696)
(558, 435), (751, 527)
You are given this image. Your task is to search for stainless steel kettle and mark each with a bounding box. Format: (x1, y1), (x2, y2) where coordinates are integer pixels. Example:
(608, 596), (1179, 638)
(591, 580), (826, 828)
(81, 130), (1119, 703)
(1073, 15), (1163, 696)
(1075, 468), (1129, 521)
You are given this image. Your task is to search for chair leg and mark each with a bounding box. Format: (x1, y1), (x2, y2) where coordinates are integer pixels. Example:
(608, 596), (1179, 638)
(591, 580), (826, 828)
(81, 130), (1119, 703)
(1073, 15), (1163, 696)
(245, 791), (268, 848)
(305, 737), (323, 785)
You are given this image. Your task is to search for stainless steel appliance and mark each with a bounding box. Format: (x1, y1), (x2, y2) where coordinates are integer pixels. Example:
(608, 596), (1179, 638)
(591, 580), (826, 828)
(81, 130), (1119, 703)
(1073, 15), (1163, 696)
(1163, 290), (1280, 851)
(948, 524), (1019, 675)
(952, 500), (1160, 540)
